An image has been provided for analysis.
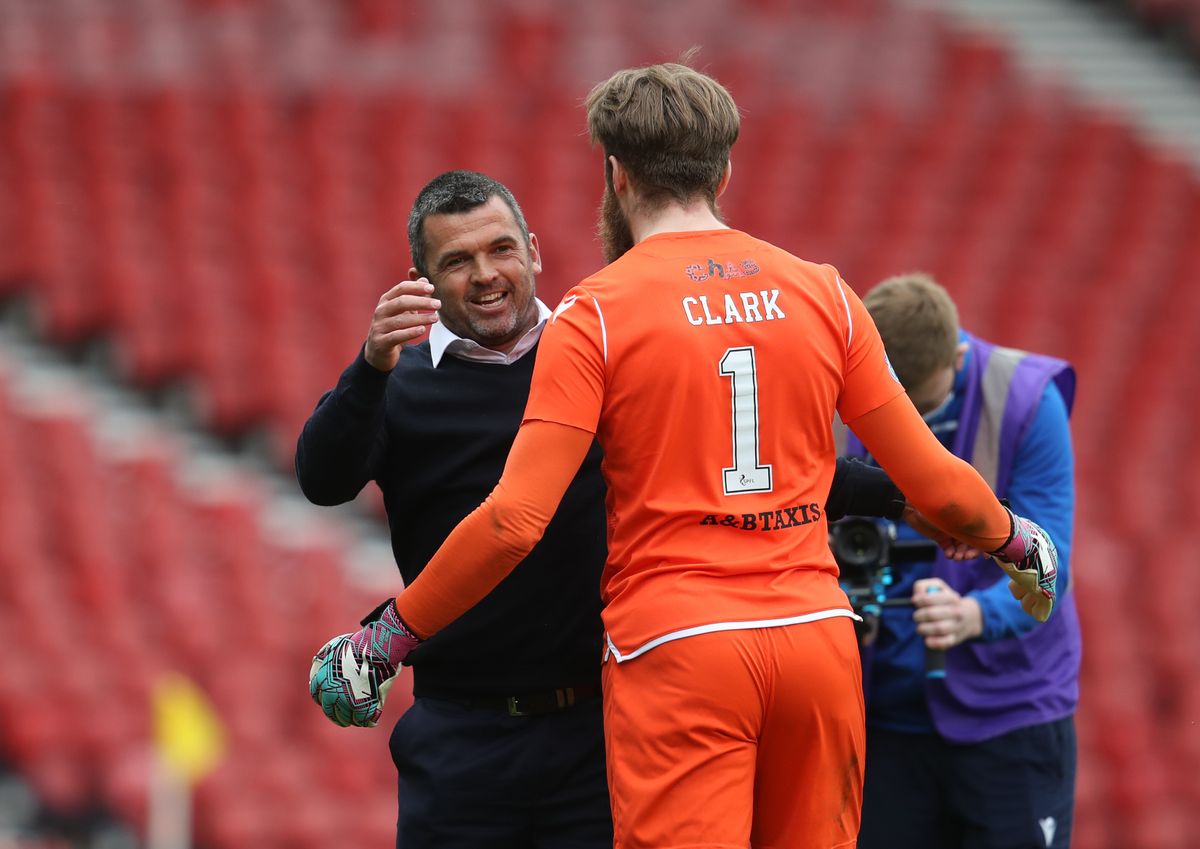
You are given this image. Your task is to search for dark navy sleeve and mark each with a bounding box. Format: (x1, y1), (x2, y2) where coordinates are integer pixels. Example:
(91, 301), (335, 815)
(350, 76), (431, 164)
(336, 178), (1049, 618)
(971, 383), (1074, 641)
(295, 350), (392, 506)
(827, 457), (906, 522)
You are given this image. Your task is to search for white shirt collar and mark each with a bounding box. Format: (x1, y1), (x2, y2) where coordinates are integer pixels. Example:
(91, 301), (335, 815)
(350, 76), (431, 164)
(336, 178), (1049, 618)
(429, 298), (552, 367)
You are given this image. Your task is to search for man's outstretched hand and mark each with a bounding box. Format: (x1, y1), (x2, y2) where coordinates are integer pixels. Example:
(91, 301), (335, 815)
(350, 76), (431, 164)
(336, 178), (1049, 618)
(309, 599), (421, 727)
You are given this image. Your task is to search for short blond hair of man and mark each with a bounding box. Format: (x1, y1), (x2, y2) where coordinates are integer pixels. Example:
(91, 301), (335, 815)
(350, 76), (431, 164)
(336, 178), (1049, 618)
(863, 273), (960, 392)
(584, 50), (740, 209)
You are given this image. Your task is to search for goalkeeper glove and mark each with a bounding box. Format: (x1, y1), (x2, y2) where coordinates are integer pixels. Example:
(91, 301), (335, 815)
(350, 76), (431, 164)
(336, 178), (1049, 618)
(309, 599), (421, 727)
(989, 508), (1059, 623)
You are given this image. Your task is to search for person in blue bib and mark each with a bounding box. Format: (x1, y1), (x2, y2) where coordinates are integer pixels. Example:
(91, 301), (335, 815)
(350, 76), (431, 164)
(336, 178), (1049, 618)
(847, 273), (1080, 849)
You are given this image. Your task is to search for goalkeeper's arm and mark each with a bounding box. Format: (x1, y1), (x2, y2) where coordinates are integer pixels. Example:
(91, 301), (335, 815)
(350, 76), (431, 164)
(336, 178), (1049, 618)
(847, 394), (1058, 621)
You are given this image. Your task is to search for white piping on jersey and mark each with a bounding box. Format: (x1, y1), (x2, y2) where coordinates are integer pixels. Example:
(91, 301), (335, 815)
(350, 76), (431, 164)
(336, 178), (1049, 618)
(591, 296), (608, 364)
(602, 607), (862, 663)
(835, 276), (853, 347)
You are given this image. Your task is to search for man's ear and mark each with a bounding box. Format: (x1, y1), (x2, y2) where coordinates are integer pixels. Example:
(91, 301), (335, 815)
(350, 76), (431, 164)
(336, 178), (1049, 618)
(955, 341), (969, 371)
(407, 267), (420, 280)
(609, 155), (627, 194)
(527, 233), (543, 275)
(716, 159), (732, 198)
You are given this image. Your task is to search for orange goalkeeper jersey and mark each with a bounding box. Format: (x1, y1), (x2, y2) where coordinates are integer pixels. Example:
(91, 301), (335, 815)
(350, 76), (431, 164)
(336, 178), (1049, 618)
(523, 228), (905, 660)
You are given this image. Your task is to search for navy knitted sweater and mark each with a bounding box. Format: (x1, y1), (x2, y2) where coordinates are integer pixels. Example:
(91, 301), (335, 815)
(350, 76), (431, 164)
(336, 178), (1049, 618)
(296, 343), (607, 698)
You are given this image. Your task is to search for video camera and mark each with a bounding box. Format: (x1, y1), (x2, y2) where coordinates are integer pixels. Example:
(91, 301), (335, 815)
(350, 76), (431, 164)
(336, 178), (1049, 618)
(829, 517), (945, 676)
(830, 517), (940, 607)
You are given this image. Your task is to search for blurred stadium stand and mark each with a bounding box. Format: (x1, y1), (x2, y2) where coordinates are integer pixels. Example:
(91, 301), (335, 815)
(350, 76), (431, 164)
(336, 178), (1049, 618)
(944, 0), (1200, 163)
(0, 761), (137, 849)
(0, 0), (1196, 847)
(0, 327), (402, 849)
(1103, 0), (1200, 57)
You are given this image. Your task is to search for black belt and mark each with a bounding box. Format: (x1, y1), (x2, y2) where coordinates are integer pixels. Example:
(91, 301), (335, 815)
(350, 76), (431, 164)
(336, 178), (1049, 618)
(426, 684), (602, 717)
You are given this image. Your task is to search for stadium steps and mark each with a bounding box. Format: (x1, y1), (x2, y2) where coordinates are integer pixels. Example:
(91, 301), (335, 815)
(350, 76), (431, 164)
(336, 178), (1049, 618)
(932, 0), (1200, 167)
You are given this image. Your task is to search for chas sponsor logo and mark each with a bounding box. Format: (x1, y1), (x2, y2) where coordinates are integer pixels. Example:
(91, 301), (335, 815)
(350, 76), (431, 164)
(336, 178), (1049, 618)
(685, 258), (761, 282)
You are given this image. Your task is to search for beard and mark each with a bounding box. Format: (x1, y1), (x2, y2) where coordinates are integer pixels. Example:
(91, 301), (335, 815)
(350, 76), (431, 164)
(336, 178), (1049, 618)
(598, 182), (636, 265)
(597, 178), (726, 264)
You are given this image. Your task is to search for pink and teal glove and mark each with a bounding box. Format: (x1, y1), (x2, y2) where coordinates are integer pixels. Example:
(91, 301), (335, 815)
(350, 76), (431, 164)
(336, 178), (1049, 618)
(309, 599), (421, 727)
(989, 508), (1059, 623)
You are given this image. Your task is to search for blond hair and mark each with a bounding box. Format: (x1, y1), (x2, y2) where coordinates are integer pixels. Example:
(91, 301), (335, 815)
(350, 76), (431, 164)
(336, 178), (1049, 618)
(585, 53), (739, 207)
(863, 273), (960, 390)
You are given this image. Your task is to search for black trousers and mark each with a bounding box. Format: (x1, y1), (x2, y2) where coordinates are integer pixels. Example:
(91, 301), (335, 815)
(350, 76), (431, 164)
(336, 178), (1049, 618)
(390, 696), (612, 849)
(858, 717), (1076, 849)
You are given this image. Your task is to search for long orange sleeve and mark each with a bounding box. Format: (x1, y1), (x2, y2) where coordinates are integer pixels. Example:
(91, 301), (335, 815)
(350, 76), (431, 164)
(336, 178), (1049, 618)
(847, 393), (1012, 551)
(394, 419), (596, 639)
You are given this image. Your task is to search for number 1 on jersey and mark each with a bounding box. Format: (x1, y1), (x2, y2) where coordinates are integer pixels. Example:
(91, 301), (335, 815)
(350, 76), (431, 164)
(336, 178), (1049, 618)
(719, 346), (773, 495)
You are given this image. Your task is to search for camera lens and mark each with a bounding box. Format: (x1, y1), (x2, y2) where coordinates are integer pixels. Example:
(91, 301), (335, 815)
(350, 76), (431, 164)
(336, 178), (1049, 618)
(831, 518), (885, 568)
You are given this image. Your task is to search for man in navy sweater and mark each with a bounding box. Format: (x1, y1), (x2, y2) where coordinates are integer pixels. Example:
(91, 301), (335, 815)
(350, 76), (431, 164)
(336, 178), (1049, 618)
(297, 170), (936, 849)
(296, 170), (613, 849)
(849, 274), (1080, 849)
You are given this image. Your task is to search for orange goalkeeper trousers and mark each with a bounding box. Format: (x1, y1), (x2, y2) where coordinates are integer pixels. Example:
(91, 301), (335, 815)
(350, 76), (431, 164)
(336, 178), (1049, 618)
(602, 616), (865, 849)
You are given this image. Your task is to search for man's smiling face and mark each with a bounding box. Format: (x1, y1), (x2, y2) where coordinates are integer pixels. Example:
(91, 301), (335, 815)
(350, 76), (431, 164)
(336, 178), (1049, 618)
(422, 195), (542, 353)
